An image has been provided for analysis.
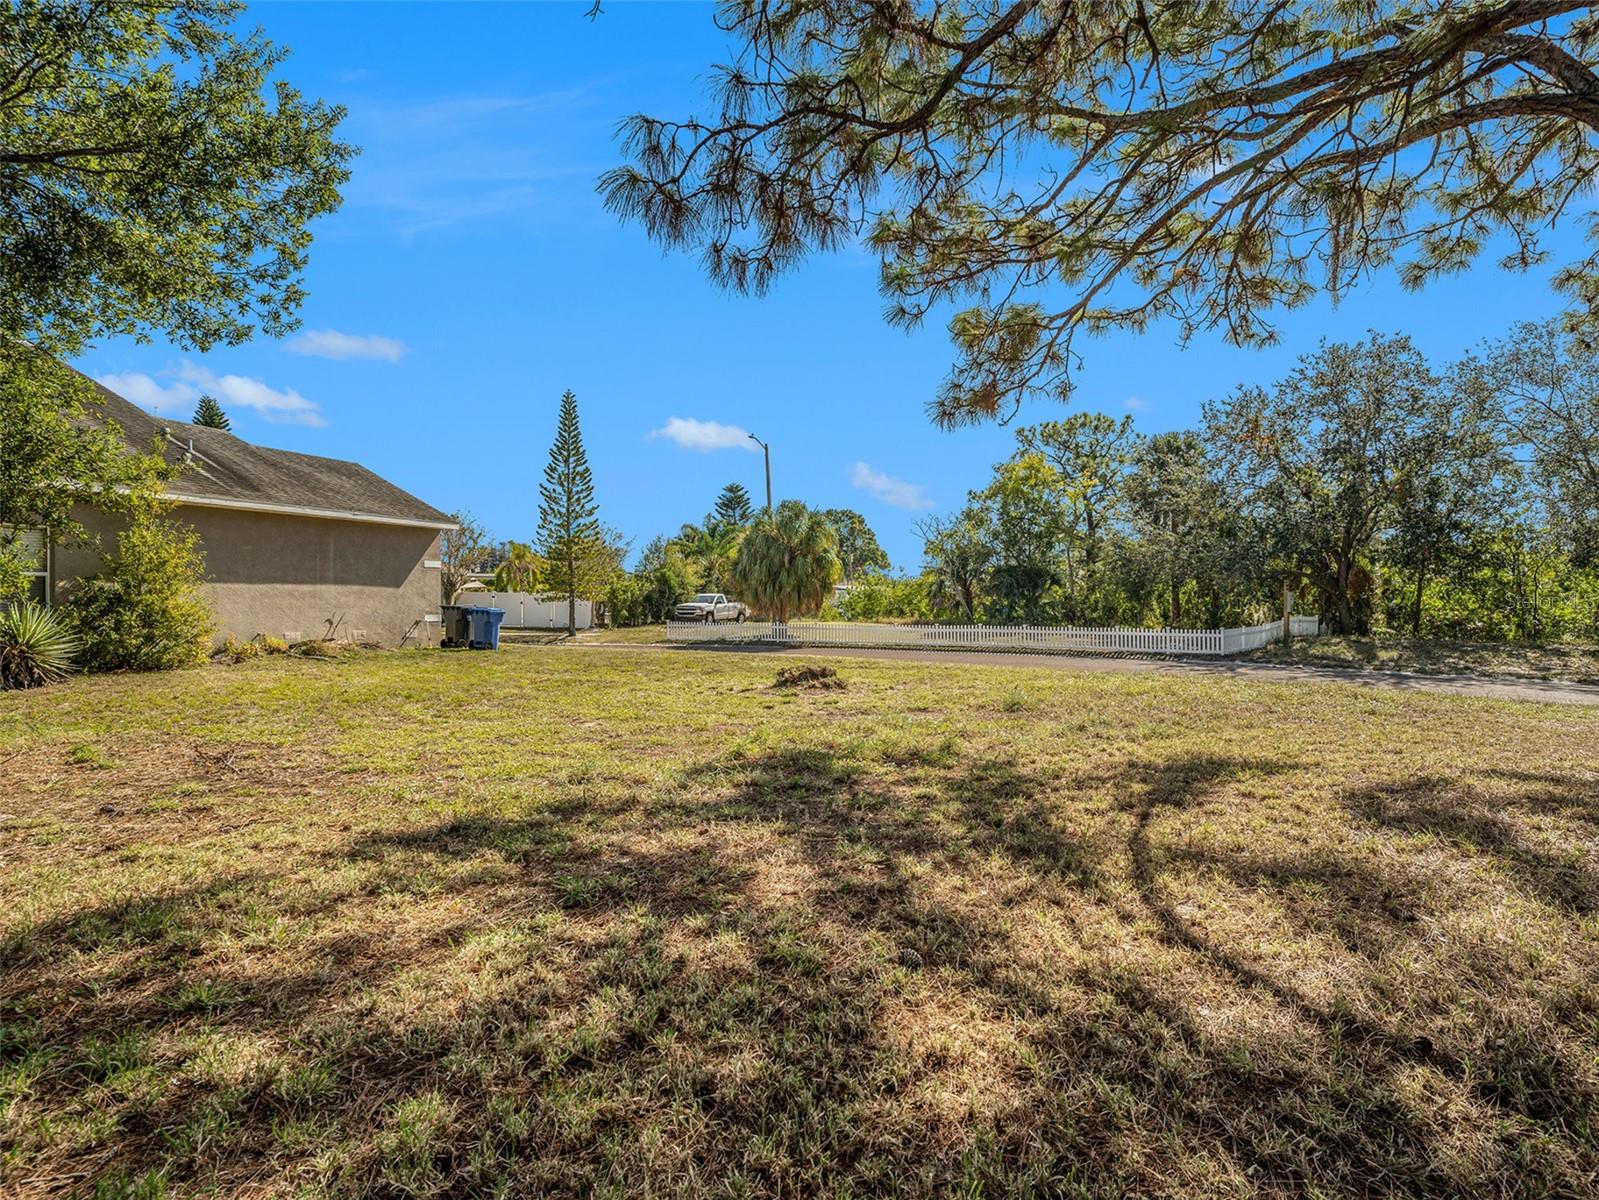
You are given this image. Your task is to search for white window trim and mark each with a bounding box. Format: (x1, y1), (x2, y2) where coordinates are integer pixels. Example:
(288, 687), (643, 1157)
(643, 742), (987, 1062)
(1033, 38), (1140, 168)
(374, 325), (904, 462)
(3, 526), (49, 606)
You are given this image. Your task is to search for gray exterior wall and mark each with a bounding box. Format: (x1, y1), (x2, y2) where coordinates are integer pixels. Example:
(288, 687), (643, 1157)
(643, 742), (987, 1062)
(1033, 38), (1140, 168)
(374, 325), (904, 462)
(55, 504), (443, 647)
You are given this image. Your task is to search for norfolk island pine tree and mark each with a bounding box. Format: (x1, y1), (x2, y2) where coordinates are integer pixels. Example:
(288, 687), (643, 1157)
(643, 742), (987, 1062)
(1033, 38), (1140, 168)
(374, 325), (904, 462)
(191, 394), (230, 430)
(537, 390), (601, 636)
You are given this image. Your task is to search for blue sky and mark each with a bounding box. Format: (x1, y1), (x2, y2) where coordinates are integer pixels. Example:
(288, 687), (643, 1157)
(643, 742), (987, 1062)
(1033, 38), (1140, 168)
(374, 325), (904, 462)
(78, 1), (1586, 569)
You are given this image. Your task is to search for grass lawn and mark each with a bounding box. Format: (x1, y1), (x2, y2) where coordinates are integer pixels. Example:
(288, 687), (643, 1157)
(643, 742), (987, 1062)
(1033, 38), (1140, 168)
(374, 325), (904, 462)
(3, 647), (1597, 1198)
(1244, 635), (1599, 685)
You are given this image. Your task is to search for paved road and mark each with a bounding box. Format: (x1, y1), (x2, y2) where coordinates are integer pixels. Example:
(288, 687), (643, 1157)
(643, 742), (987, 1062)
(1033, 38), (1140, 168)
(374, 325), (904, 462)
(558, 639), (1599, 708)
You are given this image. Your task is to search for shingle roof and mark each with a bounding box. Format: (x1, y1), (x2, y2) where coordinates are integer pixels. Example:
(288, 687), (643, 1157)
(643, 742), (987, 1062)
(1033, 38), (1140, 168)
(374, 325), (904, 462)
(86, 377), (453, 529)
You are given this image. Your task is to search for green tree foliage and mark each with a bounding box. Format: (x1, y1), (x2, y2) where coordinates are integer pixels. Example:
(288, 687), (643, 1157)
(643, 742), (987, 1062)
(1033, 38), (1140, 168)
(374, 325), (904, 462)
(438, 511), (489, 606)
(713, 482), (755, 528)
(1482, 321), (1599, 563)
(607, 3), (1599, 424)
(1206, 334), (1454, 634)
(191, 394), (231, 431)
(833, 574), (931, 622)
(819, 508), (890, 581)
(1015, 414), (1136, 617)
(732, 500), (840, 623)
(66, 509), (216, 671)
(1124, 432), (1233, 627)
(2, 0), (353, 354)
(608, 536), (698, 627)
(490, 541), (543, 594)
(971, 454), (1069, 624)
(904, 327), (1599, 641)
(671, 519), (741, 593)
(537, 390), (603, 635)
(634, 536), (698, 624)
(0, 349), (170, 601)
(919, 512), (991, 623)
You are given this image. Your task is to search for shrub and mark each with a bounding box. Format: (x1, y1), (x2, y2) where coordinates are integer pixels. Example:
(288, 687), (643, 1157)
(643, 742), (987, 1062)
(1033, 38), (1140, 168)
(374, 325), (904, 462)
(216, 635), (259, 663)
(0, 602), (78, 689)
(259, 636), (290, 655)
(67, 513), (215, 672)
(835, 573), (934, 622)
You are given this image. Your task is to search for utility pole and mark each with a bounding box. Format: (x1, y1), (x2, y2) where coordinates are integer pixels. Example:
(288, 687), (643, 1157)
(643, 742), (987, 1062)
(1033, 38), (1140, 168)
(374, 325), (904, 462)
(748, 432), (772, 512)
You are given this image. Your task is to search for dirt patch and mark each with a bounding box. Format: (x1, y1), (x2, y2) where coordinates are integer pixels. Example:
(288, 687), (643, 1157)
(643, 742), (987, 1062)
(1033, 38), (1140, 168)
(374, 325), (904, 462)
(773, 664), (846, 690)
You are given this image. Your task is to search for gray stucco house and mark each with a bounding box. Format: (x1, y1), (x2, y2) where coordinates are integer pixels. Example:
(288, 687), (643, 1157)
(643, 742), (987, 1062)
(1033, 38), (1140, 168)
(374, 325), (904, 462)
(33, 382), (453, 647)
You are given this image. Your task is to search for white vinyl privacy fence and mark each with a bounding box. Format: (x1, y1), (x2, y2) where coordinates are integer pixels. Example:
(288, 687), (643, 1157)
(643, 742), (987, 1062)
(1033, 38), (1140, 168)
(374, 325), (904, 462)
(667, 615), (1321, 657)
(469, 591), (592, 630)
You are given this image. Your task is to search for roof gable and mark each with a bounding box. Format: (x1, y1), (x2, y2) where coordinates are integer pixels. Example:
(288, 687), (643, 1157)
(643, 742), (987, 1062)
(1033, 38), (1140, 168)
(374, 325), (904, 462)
(84, 377), (453, 529)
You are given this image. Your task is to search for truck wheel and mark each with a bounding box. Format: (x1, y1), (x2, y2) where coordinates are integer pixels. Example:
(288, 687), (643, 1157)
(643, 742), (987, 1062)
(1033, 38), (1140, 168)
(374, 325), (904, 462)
(736, 611), (746, 623)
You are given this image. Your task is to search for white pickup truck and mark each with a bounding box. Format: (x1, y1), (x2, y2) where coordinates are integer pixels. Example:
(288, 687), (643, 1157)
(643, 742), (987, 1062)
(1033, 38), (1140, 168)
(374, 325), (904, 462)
(672, 593), (749, 623)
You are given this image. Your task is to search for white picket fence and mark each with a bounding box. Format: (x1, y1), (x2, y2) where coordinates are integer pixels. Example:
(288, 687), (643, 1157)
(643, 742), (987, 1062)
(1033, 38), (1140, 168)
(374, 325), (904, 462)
(667, 614), (1321, 657)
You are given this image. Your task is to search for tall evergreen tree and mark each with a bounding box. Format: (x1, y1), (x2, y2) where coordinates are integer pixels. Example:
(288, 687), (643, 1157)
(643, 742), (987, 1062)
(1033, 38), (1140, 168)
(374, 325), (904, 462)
(713, 482), (754, 528)
(191, 394), (231, 431)
(537, 390), (601, 635)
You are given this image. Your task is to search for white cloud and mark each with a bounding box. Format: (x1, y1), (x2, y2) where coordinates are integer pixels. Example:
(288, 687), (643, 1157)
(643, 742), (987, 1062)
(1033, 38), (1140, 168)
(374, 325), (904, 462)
(286, 329), (407, 362)
(1123, 395), (1149, 412)
(849, 462), (934, 511)
(94, 371), (199, 416)
(97, 364), (325, 427)
(175, 364), (325, 426)
(647, 417), (758, 453)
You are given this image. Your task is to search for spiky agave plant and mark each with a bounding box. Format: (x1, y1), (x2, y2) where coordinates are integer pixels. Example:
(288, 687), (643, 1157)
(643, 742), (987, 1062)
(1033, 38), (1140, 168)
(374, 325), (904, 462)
(731, 500), (840, 623)
(0, 602), (79, 689)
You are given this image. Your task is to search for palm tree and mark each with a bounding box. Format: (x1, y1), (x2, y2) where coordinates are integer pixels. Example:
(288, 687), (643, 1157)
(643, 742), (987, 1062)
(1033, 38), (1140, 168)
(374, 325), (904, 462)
(672, 519), (740, 591)
(732, 500), (840, 623)
(491, 541), (543, 593)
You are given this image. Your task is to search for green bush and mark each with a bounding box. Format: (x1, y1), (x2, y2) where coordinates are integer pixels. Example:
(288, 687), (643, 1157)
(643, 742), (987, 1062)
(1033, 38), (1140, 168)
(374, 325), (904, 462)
(67, 513), (215, 672)
(834, 573), (934, 622)
(216, 634), (258, 663)
(0, 602), (78, 689)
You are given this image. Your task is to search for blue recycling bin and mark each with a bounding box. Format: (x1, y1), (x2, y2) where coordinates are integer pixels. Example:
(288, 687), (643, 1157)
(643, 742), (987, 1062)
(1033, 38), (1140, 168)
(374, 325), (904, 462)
(441, 604), (504, 649)
(461, 605), (505, 650)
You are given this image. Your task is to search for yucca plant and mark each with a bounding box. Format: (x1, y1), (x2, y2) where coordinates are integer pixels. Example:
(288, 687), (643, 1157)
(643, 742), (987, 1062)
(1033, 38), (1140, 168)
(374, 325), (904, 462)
(0, 602), (79, 689)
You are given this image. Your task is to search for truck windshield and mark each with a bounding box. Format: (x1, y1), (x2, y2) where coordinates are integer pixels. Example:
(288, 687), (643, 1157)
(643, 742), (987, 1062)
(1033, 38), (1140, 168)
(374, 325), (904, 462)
(692, 594), (719, 603)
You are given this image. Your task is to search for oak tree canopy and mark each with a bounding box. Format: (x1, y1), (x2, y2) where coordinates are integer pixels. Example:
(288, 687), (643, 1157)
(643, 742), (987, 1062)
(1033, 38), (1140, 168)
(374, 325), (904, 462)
(1, 0), (353, 353)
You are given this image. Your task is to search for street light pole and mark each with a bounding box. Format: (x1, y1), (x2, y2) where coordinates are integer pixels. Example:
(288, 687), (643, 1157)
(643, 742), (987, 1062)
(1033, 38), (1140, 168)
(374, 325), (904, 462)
(748, 432), (771, 513)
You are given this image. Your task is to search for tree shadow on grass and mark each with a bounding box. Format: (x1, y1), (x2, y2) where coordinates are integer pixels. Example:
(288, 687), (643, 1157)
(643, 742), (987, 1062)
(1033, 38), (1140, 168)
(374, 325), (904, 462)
(1108, 754), (1598, 1156)
(6, 745), (1599, 1198)
(673, 745), (1599, 1195)
(1346, 774), (1599, 915)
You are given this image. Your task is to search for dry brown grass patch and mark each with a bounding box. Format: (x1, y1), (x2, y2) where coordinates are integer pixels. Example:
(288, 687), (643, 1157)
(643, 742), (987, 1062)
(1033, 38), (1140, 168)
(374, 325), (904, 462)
(2, 649), (1597, 1197)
